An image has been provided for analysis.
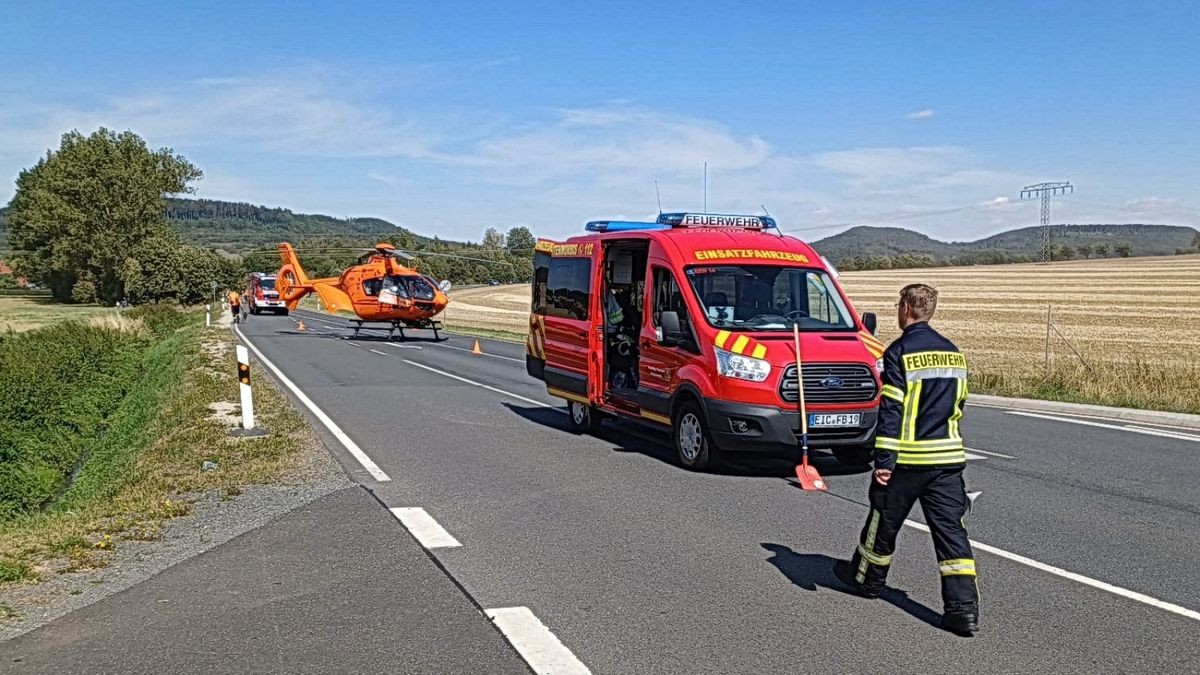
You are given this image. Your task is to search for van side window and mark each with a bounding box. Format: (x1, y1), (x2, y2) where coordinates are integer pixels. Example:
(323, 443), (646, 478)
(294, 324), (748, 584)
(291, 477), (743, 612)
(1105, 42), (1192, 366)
(651, 267), (690, 332)
(546, 258), (591, 321)
(532, 251), (550, 315)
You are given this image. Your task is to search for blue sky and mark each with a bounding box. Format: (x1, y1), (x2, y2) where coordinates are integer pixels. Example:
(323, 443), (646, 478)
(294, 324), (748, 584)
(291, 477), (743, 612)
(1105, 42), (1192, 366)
(3, 1), (1199, 242)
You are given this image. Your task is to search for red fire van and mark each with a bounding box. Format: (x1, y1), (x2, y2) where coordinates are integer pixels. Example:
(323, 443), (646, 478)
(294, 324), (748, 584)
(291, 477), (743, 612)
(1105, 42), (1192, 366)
(526, 213), (885, 470)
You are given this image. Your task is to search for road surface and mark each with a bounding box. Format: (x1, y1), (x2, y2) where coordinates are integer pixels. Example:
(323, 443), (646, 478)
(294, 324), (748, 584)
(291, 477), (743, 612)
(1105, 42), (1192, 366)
(18, 309), (1200, 673)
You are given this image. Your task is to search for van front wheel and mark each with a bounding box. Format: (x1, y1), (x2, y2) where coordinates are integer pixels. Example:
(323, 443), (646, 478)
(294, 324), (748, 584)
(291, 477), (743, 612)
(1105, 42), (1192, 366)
(674, 401), (719, 471)
(567, 400), (601, 434)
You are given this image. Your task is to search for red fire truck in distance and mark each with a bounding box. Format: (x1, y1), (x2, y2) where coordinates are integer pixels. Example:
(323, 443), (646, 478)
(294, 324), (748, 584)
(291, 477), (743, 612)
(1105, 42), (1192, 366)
(526, 213), (885, 470)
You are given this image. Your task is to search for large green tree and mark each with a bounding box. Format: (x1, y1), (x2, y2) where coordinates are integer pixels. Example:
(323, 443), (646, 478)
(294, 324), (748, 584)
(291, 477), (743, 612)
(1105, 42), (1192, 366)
(8, 128), (202, 304)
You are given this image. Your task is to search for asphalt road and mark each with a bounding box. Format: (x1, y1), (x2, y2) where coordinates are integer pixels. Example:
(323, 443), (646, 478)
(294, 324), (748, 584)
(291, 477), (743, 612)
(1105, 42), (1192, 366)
(97, 310), (1200, 672)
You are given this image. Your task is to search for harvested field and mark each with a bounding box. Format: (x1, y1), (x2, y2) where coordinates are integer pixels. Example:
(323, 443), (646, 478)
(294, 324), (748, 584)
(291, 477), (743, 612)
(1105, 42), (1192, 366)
(447, 255), (1200, 413)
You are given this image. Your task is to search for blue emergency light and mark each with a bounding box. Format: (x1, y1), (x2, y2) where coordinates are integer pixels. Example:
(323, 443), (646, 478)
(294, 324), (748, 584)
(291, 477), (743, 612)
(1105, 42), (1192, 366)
(584, 220), (669, 233)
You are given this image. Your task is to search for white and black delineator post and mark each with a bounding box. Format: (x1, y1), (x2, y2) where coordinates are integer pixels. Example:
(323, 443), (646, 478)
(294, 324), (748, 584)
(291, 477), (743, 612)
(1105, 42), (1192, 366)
(236, 344), (255, 429)
(206, 304), (212, 327)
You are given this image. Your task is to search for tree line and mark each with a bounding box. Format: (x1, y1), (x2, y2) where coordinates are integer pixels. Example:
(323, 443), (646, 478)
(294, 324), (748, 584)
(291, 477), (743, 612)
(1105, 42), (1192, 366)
(836, 241), (1136, 271)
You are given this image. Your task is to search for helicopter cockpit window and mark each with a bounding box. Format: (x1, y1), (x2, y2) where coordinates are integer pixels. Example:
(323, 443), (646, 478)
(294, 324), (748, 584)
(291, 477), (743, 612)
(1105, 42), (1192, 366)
(363, 278), (382, 296)
(381, 276), (410, 300)
(406, 275), (436, 301)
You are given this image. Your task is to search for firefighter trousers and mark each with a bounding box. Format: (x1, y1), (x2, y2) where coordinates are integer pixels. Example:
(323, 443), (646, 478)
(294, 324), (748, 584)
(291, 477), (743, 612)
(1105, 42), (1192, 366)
(850, 466), (979, 614)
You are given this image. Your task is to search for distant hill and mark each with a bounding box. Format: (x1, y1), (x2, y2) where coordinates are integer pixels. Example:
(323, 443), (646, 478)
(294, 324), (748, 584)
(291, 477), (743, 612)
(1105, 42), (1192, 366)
(811, 223), (1198, 265)
(161, 198), (444, 254)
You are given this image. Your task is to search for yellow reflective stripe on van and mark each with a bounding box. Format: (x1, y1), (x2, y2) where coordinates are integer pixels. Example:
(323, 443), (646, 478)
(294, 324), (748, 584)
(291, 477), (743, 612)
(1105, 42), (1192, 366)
(751, 344), (767, 359)
(881, 384), (904, 403)
(939, 558), (977, 576)
(731, 335), (750, 354)
(715, 330), (732, 349)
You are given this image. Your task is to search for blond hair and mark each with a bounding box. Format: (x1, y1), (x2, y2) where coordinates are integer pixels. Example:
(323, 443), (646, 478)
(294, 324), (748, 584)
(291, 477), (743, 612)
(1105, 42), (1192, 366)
(899, 283), (938, 321)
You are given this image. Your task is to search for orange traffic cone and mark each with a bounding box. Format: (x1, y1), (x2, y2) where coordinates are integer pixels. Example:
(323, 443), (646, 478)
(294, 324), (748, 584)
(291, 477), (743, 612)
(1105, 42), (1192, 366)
(472, 339), (482, 354)
(297, 320), (306, 331)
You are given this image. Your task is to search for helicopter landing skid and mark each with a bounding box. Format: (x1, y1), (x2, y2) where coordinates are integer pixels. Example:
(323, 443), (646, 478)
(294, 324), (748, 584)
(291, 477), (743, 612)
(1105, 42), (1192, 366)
(347, 319), (445, 342)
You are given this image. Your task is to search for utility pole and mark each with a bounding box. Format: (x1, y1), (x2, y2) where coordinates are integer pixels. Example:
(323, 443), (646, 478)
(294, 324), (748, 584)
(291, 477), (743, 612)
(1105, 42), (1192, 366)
(1020, 182), (1074, 263)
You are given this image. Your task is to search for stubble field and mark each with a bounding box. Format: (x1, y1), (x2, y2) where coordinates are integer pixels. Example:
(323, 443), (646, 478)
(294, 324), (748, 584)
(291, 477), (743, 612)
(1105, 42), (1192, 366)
(446, 254), (1200, 413)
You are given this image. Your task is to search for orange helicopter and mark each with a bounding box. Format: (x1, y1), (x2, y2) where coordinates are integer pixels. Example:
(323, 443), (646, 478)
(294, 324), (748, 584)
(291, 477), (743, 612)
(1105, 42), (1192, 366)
(275, 241), (491, 340)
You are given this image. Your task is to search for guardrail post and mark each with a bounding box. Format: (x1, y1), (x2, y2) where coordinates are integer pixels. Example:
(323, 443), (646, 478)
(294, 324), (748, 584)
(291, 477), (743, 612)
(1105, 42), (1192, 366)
(236, 344), (255, 429)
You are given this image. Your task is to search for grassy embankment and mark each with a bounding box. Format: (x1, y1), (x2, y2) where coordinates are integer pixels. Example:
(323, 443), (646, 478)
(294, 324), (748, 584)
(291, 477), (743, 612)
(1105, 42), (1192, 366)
(0, 304), (312, 587)
(444, 256), (1200, 415)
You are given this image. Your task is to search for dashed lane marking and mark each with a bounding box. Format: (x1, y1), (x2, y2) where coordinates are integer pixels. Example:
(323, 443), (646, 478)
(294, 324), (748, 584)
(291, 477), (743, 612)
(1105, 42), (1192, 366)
(369, 349), (388, 356)
(401, 359), (552, 408)
(234, 326), (392, 482)
(1007, 411), (1200, 443)
(485, 607), (592, 675)
(389, 507), (461, 548)
(964, 447), (1017, 460)
(902, 519), (1200, 622)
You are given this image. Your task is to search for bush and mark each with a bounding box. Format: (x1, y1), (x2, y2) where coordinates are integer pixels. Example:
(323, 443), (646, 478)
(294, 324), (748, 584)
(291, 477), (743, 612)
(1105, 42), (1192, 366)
(0, 321), (148, 520)
(126, 303), (186, 336)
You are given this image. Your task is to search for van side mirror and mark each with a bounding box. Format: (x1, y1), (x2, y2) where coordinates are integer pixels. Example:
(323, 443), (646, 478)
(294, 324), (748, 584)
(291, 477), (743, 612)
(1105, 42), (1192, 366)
(863, 312), (877, 335)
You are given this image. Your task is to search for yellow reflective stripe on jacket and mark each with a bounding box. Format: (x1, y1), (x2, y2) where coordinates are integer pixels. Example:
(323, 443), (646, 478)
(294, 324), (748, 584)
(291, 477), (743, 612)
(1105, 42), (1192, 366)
(939, 558), (977, 576)
(898, 449), (967, 465)
(857, 544), (892, 567)
(901, 380), (922, 441)
(948, 377), (966, 440)
(875, 437), (963, 451)
(881, 384), (904, 403)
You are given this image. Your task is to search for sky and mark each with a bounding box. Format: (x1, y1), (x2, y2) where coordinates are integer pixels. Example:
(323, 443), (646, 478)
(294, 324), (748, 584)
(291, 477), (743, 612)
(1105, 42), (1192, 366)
(2, 1), (1199, 242)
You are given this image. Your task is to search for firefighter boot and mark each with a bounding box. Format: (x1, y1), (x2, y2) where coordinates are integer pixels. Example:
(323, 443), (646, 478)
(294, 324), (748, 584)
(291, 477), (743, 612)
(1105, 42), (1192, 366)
(833, 559), (881, 599)
(941, 609), (979, 636)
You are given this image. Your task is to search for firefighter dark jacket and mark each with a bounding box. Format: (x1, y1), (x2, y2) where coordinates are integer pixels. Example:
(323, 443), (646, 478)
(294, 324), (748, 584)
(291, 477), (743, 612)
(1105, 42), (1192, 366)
(874, 321), (968, 470)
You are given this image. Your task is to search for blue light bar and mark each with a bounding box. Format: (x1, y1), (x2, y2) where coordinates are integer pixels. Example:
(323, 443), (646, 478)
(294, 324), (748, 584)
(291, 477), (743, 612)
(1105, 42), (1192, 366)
(584, 220), (670, 233)
(656, 212), (777, 229)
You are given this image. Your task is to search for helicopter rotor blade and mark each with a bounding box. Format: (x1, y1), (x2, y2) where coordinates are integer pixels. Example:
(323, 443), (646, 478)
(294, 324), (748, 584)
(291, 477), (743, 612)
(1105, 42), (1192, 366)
(395, 250), (514, 266)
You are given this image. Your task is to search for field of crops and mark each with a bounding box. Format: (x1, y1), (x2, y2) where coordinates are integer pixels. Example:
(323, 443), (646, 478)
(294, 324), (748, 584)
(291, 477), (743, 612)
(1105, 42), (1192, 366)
(447, 254), (1200, 413)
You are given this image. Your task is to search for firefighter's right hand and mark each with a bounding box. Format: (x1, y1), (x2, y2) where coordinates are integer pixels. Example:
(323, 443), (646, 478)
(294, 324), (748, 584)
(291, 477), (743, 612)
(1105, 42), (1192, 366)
(873, 469), (892, 486)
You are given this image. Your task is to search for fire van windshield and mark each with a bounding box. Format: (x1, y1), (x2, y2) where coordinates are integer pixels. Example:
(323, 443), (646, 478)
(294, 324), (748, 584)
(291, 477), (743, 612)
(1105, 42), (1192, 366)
(685, 265), (856, 332)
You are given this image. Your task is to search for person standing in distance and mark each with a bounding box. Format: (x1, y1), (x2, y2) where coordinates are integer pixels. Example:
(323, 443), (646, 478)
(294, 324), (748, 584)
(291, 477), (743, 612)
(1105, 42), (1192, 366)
(835, 283), (979, 635)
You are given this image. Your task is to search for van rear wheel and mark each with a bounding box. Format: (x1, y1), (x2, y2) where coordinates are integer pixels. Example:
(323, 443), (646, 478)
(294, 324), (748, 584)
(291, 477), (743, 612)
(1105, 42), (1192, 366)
(567, 400), (602, 434)
(674, 401), (720, 471)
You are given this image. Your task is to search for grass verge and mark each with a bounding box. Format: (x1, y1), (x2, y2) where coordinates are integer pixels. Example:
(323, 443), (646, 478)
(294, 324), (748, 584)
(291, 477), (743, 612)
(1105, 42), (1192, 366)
(971, 359), (1200, 415)
(0, 309), (313, 589)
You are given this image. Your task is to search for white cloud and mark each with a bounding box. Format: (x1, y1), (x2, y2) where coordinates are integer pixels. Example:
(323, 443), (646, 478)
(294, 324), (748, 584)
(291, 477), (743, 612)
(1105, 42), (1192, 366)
(906, 108), (937, 120)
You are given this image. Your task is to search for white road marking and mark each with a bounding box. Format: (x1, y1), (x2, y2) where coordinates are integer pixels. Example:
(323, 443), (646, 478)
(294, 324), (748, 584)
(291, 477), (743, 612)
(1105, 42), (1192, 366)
(485, 607), (592, 675)
(903, 519), (1200, 622)
(964, 452), (987, 461)
(389, 507), (461, 548)
(369, 349), (388, 356)
(434, 340), (525, 362)
(973, 402), (1200, 432)
(234, 327), (392, 482)
(402, 359), (552, 408)
(964, 447), (1017, 460)
(383, 343), (423, 350)
(1008, 411), (1200, 443)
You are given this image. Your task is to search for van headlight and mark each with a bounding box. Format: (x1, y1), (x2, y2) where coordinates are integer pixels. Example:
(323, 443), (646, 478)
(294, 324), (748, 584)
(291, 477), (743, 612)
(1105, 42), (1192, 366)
(715, 347), (771, 382)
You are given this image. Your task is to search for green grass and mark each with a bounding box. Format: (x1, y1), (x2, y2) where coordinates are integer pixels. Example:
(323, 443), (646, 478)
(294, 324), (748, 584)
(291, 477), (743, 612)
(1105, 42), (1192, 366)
(971, 359), (1200, 415)
(0, 308), (313, 590)
(0, 295), (119, 333)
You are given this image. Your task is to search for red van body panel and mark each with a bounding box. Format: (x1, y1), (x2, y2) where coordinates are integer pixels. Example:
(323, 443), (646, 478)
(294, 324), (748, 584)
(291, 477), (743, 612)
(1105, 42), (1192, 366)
(527, 220), (884, 457)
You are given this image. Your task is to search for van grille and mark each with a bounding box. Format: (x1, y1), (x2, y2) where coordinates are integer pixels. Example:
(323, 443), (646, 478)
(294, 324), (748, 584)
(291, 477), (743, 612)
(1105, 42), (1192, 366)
(780, 364), (878, 404)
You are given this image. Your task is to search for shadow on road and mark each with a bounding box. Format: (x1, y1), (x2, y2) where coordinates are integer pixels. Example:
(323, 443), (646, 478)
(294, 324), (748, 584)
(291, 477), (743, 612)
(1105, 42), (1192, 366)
(501, 403), (871, 479)
(760, 544), (943, 629)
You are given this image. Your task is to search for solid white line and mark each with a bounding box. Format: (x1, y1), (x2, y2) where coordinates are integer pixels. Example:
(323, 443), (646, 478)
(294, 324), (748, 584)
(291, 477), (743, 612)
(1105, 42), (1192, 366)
(389, 507), (461, 548)
(382, 343), (423, 350)
(1008, 411), (1200, 443)
(963, 452), (987, 461)
(485, 607), (592, 675)
(235, 326), (392, 482)
(369, 349), (389, 356)
(902, 519), (1200, 622)
(402, 359), (552, 408)
(964, 447), (1017, 460)
(972, 402), (1200, 432)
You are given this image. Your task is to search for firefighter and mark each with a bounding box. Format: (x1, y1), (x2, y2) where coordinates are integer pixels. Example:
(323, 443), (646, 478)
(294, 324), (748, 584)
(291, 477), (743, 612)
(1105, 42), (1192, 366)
(228, 289), (242, 324)
(835, 283), (979, 635)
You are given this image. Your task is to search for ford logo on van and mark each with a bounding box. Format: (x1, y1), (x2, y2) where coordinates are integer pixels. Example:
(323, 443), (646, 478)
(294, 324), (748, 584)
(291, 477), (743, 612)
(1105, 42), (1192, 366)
(820, 377), (845, 389)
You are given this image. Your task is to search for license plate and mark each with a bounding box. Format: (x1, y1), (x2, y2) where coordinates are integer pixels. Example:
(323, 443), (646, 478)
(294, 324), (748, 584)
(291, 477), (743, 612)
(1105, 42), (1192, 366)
(808, 413), (861, 428)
